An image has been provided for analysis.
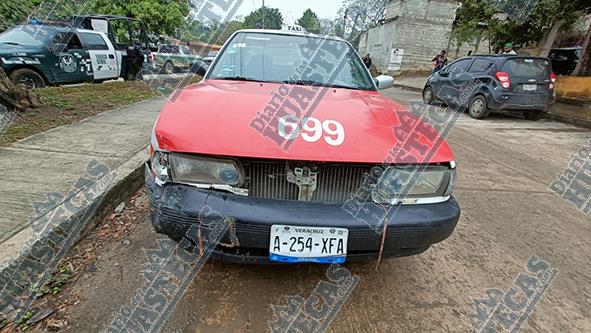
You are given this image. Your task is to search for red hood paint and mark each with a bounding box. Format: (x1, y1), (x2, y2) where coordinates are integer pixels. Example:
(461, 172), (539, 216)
(154, 80), (454, 164)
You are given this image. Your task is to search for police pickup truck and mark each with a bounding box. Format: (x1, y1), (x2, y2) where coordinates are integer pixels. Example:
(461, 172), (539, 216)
(0, 24), (141, 88)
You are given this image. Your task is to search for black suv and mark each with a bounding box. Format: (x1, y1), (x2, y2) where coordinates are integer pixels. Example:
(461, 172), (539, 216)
(422, 55), (556, 120)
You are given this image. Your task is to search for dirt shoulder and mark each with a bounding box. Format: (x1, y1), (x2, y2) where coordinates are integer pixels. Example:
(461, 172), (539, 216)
(1, 81), (160, 146)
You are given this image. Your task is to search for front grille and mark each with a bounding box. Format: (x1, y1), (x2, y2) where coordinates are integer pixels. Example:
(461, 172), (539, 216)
(245, 160), (372, 204)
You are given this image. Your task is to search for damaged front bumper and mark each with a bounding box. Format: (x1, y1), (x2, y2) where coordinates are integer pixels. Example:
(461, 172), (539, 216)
(145, 164), (461, 264)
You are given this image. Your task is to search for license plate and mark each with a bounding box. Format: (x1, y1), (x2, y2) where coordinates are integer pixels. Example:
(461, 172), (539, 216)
(523, 84), (537, 91)
(269, 225), (349, 264)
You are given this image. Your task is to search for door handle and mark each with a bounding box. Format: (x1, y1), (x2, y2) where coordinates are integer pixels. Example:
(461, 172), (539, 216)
(108, 54), (115, 59)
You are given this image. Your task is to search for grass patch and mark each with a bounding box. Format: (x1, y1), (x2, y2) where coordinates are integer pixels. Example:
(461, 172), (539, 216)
(0, 81), (160, 146)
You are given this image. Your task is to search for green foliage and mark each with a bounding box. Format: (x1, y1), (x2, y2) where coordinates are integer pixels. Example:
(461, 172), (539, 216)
(16, 310), (34, 331)
(30, 263), (75, 298)
(243, 6), (283, 30)
(297, 9), (321, 34)
(89, 0), (190, 36)
(0, 1), (42, 32)
(454, 0), (591, 50)
(182, 19), (244, 45)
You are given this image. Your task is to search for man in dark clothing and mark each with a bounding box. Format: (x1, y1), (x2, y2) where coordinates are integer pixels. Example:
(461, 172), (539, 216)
(363, 53), (372, 69)
(431, 50), (448, 73)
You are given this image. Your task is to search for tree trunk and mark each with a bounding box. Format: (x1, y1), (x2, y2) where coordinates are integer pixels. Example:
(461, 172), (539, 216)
(539, 19), (565, 58)
(573, 24), (591, 77)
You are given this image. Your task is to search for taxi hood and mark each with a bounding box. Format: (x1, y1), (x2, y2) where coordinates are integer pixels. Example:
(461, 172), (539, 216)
(154, 80), (454, 164)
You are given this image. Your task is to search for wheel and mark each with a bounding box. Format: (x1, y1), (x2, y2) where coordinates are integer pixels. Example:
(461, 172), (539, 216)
(523, 111), (545, 121)
(163, 61), (174, 74)
(468, 95), (490, 119)
(9, 69), (46, 89)
(422, 86), (435, 105)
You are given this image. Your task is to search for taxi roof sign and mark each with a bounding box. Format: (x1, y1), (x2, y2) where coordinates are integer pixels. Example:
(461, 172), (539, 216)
(283, 25), (307, 33)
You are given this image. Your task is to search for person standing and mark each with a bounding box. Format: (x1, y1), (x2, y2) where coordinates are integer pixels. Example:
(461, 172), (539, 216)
(503, 42), (517, 54)
(363, 53), (372, 69)
(431, 50), (448, 73)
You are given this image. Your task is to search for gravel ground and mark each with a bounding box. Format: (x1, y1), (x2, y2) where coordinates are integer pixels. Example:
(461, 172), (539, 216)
(9, 87), (591, 333)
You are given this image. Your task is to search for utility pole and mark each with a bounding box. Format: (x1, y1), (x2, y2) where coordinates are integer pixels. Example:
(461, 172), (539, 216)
(261, 0), (265, 29)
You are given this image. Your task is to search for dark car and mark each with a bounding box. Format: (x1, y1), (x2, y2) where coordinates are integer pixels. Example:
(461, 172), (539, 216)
(549, 47), (581, 75)
(422, 55), (556, 120)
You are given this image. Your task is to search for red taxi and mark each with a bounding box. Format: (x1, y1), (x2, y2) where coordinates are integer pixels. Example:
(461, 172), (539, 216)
(146, 29), (460, 264)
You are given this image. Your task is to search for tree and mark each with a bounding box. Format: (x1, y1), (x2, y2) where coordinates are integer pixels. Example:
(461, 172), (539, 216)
(454, 0), (591, 55)
(573, 24), (591, 76)
(243, 7), (283, 30)
(89, 0), (190, 36)
(296, 9), (321, 34)
(337, 0), (388, 41)
(0, 2), (40, 32)
(318, 18), (334, 35)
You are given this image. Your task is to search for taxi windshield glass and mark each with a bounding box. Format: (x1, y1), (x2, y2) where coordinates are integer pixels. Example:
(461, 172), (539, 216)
(209, 32), (375, 91)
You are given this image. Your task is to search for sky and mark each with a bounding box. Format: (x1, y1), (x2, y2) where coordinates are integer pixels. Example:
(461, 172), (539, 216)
(233, 0), (343, 24)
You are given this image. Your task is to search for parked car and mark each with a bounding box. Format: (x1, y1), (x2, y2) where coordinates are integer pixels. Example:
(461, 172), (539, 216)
(423, 55), (556, 121)
(146, 29), (460, 264)
(0, 24), (128, 88)
(549, 47), (581, 75)
(149, 44), (207, 75)
(203, 50), (218, 65)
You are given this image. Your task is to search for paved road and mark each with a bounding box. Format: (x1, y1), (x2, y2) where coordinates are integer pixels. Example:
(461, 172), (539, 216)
(58, 87), (591, 332)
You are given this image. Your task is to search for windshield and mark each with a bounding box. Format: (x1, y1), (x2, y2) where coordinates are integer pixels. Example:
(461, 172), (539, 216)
(0, 26), (54, 47)
(208, 32), (375, 91)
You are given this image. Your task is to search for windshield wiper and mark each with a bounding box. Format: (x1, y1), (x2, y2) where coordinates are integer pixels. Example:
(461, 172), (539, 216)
(0, 42), (21, 46)
(283, 80), (358, 90)
(214, 76), (261, 82)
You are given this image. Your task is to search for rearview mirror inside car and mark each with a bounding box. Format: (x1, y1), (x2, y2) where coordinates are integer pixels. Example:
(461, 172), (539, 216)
(375, 75), (395, 90)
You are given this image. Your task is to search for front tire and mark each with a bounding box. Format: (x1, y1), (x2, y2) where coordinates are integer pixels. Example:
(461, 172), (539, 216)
(468, 95), (490, 119)
(9, 69), (46, 89)
(523, 111), (545, 121)
(423, 86), (435, 105)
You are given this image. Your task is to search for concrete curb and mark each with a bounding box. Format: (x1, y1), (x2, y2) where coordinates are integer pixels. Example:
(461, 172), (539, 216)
(0, 148), (147, 319)
(544, 112), (591, 130)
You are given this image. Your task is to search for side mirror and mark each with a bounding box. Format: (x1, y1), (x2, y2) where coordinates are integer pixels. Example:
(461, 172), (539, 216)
(374, 75), (395, 90)
(439, 70), (448, 77)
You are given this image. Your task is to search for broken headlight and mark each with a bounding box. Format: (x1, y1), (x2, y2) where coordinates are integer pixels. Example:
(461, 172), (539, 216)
(150, 150), (171, 184)
(371, 164), (456, 204)
(169, 154), (244, 186)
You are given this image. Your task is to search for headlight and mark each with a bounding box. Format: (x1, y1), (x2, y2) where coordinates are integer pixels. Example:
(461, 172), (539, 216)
(150, 150), (171, 184)
(372, 164), (455, 204)
(169, 154), (244, 186)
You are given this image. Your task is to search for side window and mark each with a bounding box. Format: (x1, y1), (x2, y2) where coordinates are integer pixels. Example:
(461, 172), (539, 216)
(51, 32), (82, 50)
(79, 32), (109, 50)
(468, 59), (494, 73)
(448, 59), (471, 74)
(110, 20), (130, 47)
(67, 33), (82, 50)
(180, 46), (191, 55)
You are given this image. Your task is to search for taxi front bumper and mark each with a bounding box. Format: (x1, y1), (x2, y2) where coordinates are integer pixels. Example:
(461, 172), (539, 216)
(145, 165), (461, 264)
